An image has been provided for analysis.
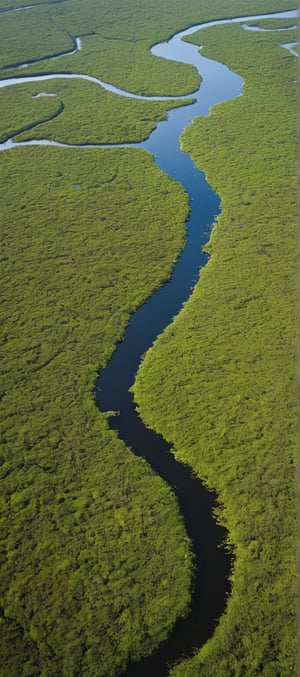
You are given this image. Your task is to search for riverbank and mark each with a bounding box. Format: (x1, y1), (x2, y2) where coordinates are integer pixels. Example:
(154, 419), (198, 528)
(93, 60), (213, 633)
(1, 145), (194, 676)
(134, 17), (297, 676)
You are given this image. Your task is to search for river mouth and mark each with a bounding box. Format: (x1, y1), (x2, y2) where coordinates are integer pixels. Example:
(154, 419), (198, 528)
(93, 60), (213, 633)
(2, 7), (297, 676)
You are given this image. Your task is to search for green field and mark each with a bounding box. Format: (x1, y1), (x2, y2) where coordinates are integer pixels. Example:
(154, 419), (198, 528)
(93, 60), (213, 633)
(0, 0), (297, 675)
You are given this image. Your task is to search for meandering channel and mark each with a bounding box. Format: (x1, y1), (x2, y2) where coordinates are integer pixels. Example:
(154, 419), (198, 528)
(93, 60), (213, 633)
(1, 7), (297, 676)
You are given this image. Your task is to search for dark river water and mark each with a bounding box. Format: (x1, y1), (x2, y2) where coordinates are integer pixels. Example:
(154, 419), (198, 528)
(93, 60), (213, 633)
(1, 7), (297, 676)
(95, 9), (296, 675)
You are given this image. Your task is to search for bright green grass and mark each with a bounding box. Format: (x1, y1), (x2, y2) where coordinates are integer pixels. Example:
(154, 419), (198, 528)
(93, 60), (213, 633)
(134, 20), (297, 677)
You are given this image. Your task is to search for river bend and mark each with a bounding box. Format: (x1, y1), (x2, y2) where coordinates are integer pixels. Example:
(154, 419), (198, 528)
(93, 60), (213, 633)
(2, 7), (297, 676)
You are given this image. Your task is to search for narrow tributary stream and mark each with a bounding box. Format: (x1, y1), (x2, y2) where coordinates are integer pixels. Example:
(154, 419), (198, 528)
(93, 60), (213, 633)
(1, 7), (297, 676)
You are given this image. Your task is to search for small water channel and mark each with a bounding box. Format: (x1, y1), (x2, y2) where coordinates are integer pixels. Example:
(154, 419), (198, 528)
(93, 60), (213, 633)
(1, 7), (297, 675)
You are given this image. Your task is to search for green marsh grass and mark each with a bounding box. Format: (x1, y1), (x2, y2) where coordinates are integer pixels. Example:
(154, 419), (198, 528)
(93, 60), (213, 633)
(134, 20), (297, 676)
(0, 0), (297, 674)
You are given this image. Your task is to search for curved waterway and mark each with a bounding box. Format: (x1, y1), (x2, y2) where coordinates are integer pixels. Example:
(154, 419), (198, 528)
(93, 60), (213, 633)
(97, 10), (296, 676)
(2, 7), (297, 676)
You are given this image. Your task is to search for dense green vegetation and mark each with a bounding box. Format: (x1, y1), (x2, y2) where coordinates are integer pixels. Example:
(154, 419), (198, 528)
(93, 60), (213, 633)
(0, 6), (72, 69)
(0, 0), (295, 95)
(1, 0), (297, 675)
(134, 19), (297, 677)
(0, 85), (61, 142)
(0, 147), (193, 676)
(0, 79), (191, 145)
(246, 17), (297, 27)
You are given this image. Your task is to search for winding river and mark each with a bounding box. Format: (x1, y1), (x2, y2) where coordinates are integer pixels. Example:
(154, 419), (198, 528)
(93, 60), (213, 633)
(2, 6), (297, 676)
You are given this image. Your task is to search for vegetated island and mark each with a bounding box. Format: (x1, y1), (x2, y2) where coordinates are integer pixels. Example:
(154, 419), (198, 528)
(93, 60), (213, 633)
(0, 0), (297, 676)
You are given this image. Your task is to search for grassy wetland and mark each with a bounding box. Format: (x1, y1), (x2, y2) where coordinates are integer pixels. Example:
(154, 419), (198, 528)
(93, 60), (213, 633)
(0, 80), (192, 145)
(1, 147), (194, 676)
(134, 16), (297, 677)
(0, 0), (297, 676)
